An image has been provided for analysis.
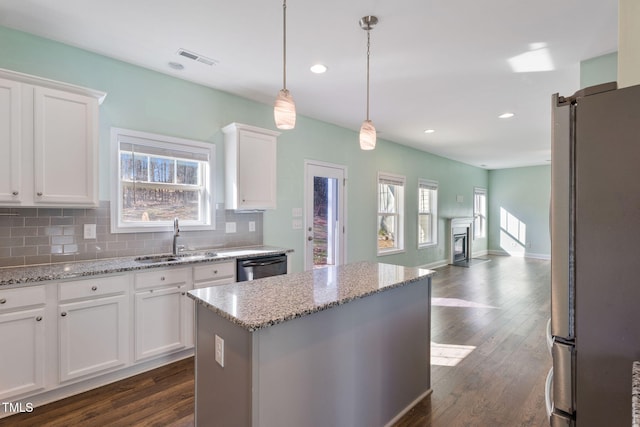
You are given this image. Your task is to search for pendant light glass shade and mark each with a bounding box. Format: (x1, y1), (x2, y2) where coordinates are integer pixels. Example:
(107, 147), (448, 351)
(359, 119), (376, 150)
(274, 88), (296, 130)
(274, 0), (296, 130)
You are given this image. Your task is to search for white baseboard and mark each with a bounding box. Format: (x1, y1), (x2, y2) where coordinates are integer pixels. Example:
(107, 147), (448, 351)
(418, 258), (449, 270)
(472, 249), (489, 258)
(488, 249), (550, 260)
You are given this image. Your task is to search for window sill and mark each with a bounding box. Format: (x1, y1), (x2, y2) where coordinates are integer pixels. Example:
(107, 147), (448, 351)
(418, 242), (438, 249)
(377, 248), (406, 257)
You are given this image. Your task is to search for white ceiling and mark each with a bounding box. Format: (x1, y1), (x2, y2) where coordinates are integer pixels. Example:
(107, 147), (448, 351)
(0, 0), (618, 169)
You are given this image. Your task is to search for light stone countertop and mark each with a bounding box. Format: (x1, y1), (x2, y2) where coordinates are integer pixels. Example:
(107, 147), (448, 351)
(188, 261), (435, 332)
(0, 246), (292, 288)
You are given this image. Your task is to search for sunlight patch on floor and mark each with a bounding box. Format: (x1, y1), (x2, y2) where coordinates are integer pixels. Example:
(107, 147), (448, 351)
(431, 341), (476, 366)
(432, 297), (496, 309)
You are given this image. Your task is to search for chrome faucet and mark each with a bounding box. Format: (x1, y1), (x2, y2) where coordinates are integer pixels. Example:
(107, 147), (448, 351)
(172, 218), (183, 255)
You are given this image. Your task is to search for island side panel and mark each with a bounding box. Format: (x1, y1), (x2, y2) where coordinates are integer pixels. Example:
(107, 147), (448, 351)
(195, 303), (252, 426)
(252, 277), (431, 427)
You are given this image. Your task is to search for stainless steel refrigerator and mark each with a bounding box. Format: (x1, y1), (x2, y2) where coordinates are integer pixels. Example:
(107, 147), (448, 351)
(548, 82), (640, 426)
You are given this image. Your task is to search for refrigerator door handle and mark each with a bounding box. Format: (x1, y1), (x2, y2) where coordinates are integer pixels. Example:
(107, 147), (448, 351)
(552, 340), (575, 415)
(545, 367), (554, 418)
(546, 318), (553, 356)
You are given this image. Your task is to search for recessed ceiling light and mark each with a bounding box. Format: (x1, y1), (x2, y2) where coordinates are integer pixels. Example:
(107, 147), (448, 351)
(499, 112), (515, 119)
(168, 62), (184, 70)
(424, 129), (435, 134)
(310, 64), (328, 74)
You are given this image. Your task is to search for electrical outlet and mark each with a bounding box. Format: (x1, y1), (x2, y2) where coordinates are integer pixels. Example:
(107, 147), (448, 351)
(249, 221), (256, 232)
(83, 223), (96, 239)
(215, 335), (224, 367)
(292, 219), (302, 230)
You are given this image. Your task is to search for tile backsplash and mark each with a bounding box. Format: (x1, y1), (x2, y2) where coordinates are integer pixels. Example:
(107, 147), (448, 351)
(0, 201), (263, 268)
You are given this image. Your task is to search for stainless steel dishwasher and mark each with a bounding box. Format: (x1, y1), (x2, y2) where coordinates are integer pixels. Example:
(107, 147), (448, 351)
(236, 254), (287, 282)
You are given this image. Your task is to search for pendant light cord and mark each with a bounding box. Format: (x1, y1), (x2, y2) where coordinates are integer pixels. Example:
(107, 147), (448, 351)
(366, 28), (371, 120)
(282, 0), (287, 91)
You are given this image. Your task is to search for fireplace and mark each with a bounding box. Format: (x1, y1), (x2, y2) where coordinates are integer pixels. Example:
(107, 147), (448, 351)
(453, 233), (467, 263)
(449, 218), (473, 265)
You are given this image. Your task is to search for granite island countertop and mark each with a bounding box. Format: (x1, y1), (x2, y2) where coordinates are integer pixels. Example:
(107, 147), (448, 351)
(188, 261), (435, 331)
(0, 246), (292, 288)
(633, 361), (640, 427)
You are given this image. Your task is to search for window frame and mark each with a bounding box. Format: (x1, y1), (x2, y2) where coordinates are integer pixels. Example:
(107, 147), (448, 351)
(110, 127), (215, 233)
(473, 186), (487, 239)
(417, 179), (438, 248)
(377, 172), (405, 256)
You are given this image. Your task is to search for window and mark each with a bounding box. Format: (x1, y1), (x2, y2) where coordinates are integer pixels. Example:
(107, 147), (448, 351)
(377, 172), (405, 255)
(474, 187), (487, 238)
(418, 179), (438, 247)
(111, 128), (215, 233)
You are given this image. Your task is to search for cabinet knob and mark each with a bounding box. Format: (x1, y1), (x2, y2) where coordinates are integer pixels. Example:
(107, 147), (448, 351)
(61, 312), (67, 317)
(181, 292), (186, 296)
(213, 270), (218, 274)
(91, 286), (98, 291)
(36, 316), (43, 322)
(12, 191), (18, 196)
(0, 298), (6, 304)
(161, 276), (165, 281)
(36, 192), (43, 196)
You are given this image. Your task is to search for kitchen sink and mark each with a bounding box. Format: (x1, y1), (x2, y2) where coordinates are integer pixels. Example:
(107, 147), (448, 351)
(135, 252), (219, 264)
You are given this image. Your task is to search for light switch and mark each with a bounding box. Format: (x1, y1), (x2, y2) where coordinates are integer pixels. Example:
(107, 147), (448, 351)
(225, 222), (236, 233)
(292, 219), (303, 230)
(249, 221), (256, 232)
(292, 207), (303, 217)
(83, 224), (96, 239)
(456, 195), (464, 203)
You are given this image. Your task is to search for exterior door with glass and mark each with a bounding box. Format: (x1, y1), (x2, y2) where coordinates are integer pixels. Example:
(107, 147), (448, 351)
(304, 161), (346, 270)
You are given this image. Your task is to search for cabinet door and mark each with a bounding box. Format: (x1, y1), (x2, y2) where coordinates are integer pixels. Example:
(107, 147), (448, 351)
(0, 78), (22, 203)
(135, 285), (188, 361)
(33, 86), (98, 206)
(0, 307), (46, 399)
(59, 294), (128, 382)
(238, 130), (277, 209)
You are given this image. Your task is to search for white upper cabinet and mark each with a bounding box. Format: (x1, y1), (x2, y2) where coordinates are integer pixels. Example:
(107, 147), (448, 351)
(0, 68), (106, 207)
(223, 123), (280, 210)
(0, 78), (22, 203)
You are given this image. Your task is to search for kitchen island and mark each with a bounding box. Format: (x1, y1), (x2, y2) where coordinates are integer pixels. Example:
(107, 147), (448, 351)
(188, 261), (434, 427)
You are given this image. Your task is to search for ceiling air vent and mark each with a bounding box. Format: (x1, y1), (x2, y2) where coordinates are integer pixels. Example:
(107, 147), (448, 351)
(176, 49), (219, 66)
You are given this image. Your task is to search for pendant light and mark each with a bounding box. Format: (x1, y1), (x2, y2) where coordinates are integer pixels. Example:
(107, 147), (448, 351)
(274, 0), (296, 129)
(359, 15), (378, 150)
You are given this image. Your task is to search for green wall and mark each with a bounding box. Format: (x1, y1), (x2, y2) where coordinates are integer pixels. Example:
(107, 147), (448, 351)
(580, 52), (618, 88)
(0, 25), (488, 272)
(487, 166), (550, 259)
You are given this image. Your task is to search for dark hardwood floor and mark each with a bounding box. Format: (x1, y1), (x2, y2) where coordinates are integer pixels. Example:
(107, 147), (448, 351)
(2, 255), (550, 427)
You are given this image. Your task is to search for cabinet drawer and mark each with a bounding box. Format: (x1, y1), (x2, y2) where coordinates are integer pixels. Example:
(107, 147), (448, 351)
(135, 267), (189, 290)
(193, 262), (235, 283)
(0, 286), (46, 312)
(59, 275), (128, 302)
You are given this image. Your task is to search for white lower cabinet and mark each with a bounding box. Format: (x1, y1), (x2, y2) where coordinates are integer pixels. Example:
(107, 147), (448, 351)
(0, 259), (244, 407)
(134, 267), (192, 361)
(0, 286), (47, 400)
(58, 275), (129, 382)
